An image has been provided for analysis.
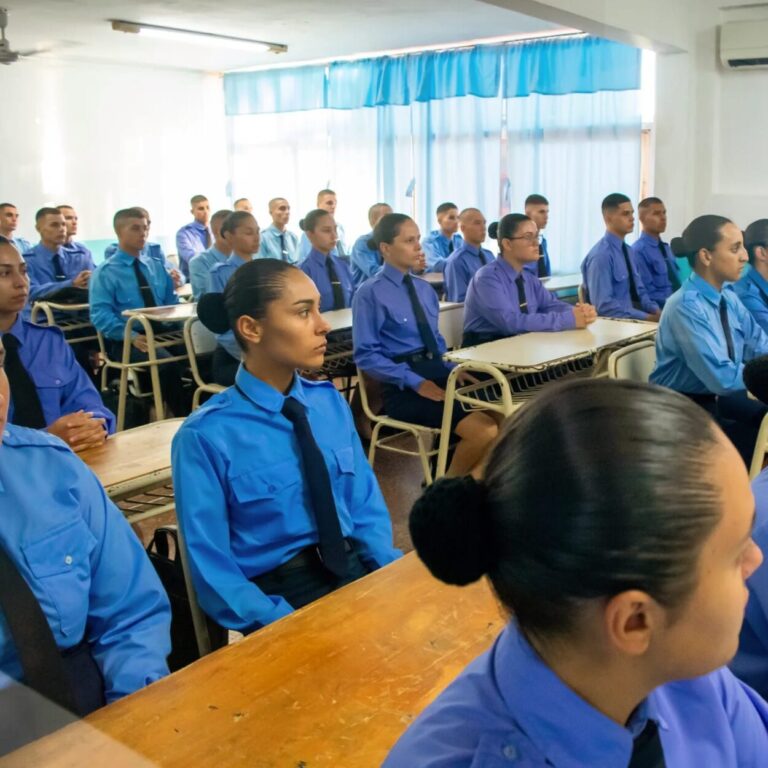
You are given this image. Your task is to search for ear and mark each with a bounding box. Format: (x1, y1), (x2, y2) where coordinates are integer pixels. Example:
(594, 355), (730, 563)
(236, 314), (262, 346)
(697, 247), (713, 268)
(603, 590), (659, 657)
(756, 246), (768, 265)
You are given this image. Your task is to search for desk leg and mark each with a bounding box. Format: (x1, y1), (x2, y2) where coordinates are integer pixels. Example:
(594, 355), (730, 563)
(117, 367), (129, 432)
(149, 362), (165, 422)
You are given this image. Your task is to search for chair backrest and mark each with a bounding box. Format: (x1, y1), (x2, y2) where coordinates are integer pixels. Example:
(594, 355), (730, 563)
(438, 303), (464, 350)
(355, 366), (384, 421)
(577, 284), (587, 304)
(184, 316), (218, 387)
(607, 339), (656, 382)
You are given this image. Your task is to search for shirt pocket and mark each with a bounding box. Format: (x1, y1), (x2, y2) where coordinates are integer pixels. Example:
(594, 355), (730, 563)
(21, 518), (97, 639)
(611, 255), (631, 285)
(649, 255), (668, 288)
(32, 367), (74, 408)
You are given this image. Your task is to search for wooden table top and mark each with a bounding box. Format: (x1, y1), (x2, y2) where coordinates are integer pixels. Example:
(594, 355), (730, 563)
(540, 272), (582, 292)
(122, 303), (198, 322)
(176, 283), (193, 299)
(5, 554), (503, 767)
(80, 419), (183, 495)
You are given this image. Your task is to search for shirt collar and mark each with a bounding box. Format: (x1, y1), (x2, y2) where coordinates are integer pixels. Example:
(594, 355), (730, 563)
(234, 365), (309, 413)
(36, 243), (64, 258)
(307, 248), (330, 265)
(496, 255), (523, 279)
(192, 221), (209, 233)
(382, 262), (407, 285)
(638, 232), (661, 248)
(113, 248), (144, 265)
(603, 231), (626, 249)
(461, 242), (480, 257)
(688, 272), (722, 306)
(5, 313), (26, 345)
(226, 253), (251, 268)
(748, 267), (768, 295)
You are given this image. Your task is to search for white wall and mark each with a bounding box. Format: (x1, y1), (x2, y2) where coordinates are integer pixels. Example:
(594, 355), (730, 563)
(0, 58), (228, 255)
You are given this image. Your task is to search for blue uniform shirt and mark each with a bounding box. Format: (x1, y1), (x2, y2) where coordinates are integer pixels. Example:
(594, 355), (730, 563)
(176, 221), (211, 277)
(300, 248), (355, 311)
(444, 243), (493, 302)
(259, 224), (299, 264)
(350, 231), (383, 288)
(0, 425), (171, 703)
(189, 245), (229, 300)
(581, 232), (659, 319)
(24, 243), (95, 302)
(421, 230), (463, 273)
(522, 235), (552, 277)
(64, 240), (94, 266)
(89, 249), (178, 341)
(352, 263), (452, 391)
(384, 621), (768, 767)
(11, 236), (31, 254)
(650, 274), (768, 395)
(171, 366), (401, 633)
(464, 257), (575, 338)
(734, 268), (768, 335)
(5, 314), (115, 433)
(209, 253), (251, 360)
(299, 223), (347, 262)
(632, 233), (680, 307)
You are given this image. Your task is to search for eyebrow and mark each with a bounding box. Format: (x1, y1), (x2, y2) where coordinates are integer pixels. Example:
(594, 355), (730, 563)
(292, 298), (317, 307)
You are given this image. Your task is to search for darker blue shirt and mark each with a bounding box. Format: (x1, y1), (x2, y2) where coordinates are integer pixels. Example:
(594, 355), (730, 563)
(300, 248), (355, 311)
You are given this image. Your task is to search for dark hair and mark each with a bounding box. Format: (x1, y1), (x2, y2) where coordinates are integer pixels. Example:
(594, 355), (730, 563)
(367, 202), (391, 226)
(56, 204), (75, 211)
(211, 208), (233, 229)
(233, 198), (250, 207)
(488, 213), (531, 242)
(269, 197), (288, 209)
(35, 206), (62, 222)
(197, 259), (298, 349)
(113, 207), (147, 231)
(299, 208), (332, 233)
(436, 202), (458, 216)
(409, 379), (723, 639)
(601, 193), (631, 212)
(0, 203), (15, 210)
(220, 211), (255, 237)
(317, 189), (335, 200)
(368, 213), (412, 251)
(744, 355), (768, 404)
(744, 219), (768, 264)
(524, 194), (549, 207)
(190, 194), (208, 206)
(638, 196), (664, 210)
(670, 214), (732, 267)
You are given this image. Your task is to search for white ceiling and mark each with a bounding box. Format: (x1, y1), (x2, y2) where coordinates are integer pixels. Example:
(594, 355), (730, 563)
(2, 0), (566, 73)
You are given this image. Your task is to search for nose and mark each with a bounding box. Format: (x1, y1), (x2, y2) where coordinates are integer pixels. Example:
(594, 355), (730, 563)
(317, 314), (331, 335)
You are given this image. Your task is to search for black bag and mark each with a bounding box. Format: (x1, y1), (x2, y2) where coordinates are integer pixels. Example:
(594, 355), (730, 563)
(145, 527), (227, 672)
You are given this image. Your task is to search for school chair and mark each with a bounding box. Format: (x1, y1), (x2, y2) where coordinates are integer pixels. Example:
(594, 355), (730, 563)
(30, 300), (98, 345)
(577, 284), (587, 305)
(607, 339), (656, 382)
(183, 317), (224, 410)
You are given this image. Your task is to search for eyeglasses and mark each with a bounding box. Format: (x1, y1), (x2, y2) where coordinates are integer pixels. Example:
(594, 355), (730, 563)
(507, 233), (539, 243)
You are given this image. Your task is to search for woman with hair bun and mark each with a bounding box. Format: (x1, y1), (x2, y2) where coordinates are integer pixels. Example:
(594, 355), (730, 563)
(651, 214), (768, 464)
(385, 378), (768, 766)
(172, 258), (400, 634)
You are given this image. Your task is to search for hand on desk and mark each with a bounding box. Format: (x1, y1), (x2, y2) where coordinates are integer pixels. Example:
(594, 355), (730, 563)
(72, 270), (92, 288)
(573, 303), (598, 328)
(168, 269), (183, 289)
(48, 410), (108, 452)
(412, 251), (427, 275)
(646, 309), (662, 322)
(417, 380), (446, 402)
(132, 335), (149, 353)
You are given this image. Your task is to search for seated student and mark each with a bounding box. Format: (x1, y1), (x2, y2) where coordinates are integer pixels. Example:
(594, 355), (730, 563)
(172, 259), (401, 633)
(734, 219), (768, 334)
(650, 215), (768, 465)
(462, 214), (596, 346)
(89, 208), (187, 416)
(0, 239), (114, 448)
(581, 193), (661, 321)
(0, 334), (169, 730)
(385, 379), (768, 767)
(299, 189), (348, 262)
(176, 194), (212, 279)
(57, 204), (94, 266)
(0, 202), (32, 254)
(443, 208), (493, 302)
(208, 211), (261, 386)
(421, 202), (463, 273)
(259, 197), (299, 264)
(25, 207), (94, 302)
(233, 197), (253, 213)
(350, 202), (392, 288)
(631, 196), (681, 308)
(188, 208), (232, 300)
(523, 193), (552, 277)
(299, 209), (355, 312)
(353, 213), (498, 477)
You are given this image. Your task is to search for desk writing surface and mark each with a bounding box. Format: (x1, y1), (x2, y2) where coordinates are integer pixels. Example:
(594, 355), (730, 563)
(5, 553), (502, 768)
(322, 302), (461, 335)
(445, 318), (657, 369)
(176, 283), (193, 299)
(541, 273), (581, 292)
(423, 272), (445, 286)
(121, 303), (198, 322)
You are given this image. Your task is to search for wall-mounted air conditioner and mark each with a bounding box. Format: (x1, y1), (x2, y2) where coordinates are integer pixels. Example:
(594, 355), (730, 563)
(720, 20), (768, 69)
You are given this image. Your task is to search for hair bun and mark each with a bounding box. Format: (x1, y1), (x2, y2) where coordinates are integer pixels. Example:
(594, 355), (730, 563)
(197, 292), (230, 334)
(670, 236), (688, 257)
(367, 236), (378, 251)
(298, 218), (307, 232)
(488, 221), (500, 240)
(409, 476), (492, 586)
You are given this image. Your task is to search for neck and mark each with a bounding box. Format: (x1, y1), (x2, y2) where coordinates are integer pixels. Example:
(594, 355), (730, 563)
(466, 239), (483, 249)
(195, 220), (208, 228)
(272, 221), (286, 232)
(642, 230), (661, 241)
(607, 229), (626, 241)
(502, 251), (527, 274)
(1, 228), (13, 239)
(753, 262), (768, 282)
(441, 229), (455, 239)
(65, 235), (75, 245)
(0, 311), (18, 333)
(313, 246), (331, 257)
(120, 244), (141, 258)
(42, 240), (59, 252)
(243, 356), (294, 395)
(386, 259), (409, 275)
(695, 267), (724, 292)
(214, 238), (231, 254)
(234, 250), (254, 262)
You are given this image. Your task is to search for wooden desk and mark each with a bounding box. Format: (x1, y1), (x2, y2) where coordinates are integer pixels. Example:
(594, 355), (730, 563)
(81, 419), (183, 523)
(4, 554), (502, 768)
(176, 283), (193, 300)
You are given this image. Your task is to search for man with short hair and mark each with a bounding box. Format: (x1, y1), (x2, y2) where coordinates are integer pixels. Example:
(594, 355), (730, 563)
(233, 198), (253, 213)
(57, 204), (94, 266)
(189, 208), (232, 299)
(581, 193), (660, 321)
(0, 203), (31, 254)
(421, 202), (463, 273)
(350, 202), (392, 287)
(443, 208), (493, 302)
(298, 189), (347, 261)
(523, 194), (552, 277)
(259, 197), (299, 264)
(631, 197), (680, 308)
(176, 195), (211, 279)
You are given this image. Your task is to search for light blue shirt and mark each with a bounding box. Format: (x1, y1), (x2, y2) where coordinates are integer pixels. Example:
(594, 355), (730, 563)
(208, 253), (251, 360)
(352, 263), (452, 392)
(11, 236), (31, 254)
(63, 240), (94, 265)
(650, 273), (768, 395)
(299, 223), (347, 262)
(299, 248), (355, 312)
(421, 230), (463, 273)
(444, 243), (493, 302)
(6, 314), (115, 433)
(464, 257), (575, 339)
(259, 224), (299, 264)
(0, 425), (171, 703)
(523, 235), (552, 277)
(350, 231), (383, 288)
(385, 621), (768, 767)
(189, 245), (229, 300)
(734, 268), (768, 335)
(89, 249), (178, 341)
(104, 242), (185, 285)
(171, 366), (401, 633)
(24, 242), (95, 302)
(581, 232), (659, 320)
(631, 233), (680, 307)
(176, 221), (211, 277)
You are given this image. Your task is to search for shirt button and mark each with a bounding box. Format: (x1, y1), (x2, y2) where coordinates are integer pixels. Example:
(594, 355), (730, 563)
(55, 379), (62, 385)
(502, 744), (518, 761)
(64, 555), (73, 566)
(268, 485), (276, 493)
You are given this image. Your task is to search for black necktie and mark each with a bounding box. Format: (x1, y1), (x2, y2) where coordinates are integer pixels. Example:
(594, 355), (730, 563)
(2, 333), (46, 429)
(660, 241), (681, 290)
(133, 259), (157, 308)
(628, 720), (666, 768)
(279, 233), (288, 261)
(52, 250), (67, 281)
(281, 397), (348, 578)
(622, 243), (642, 308)
(720, 296), (736, 363)
(326, 257), (345, 310)
(403, 274), (440, 357)
(447, 239), (455, 256)
(537, 241), (548, 278)
(515, 274), (529, 314)
(478, 249), (488, 266)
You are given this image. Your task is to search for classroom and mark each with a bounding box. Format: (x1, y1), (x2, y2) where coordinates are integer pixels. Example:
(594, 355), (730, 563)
(2, 0), (768, 765)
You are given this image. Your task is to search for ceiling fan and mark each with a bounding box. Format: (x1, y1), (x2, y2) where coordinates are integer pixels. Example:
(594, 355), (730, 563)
(0, 7), (74, 64)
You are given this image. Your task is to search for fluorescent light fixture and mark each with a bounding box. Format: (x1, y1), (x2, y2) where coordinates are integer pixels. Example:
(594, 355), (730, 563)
(110, 20), (287, 54)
